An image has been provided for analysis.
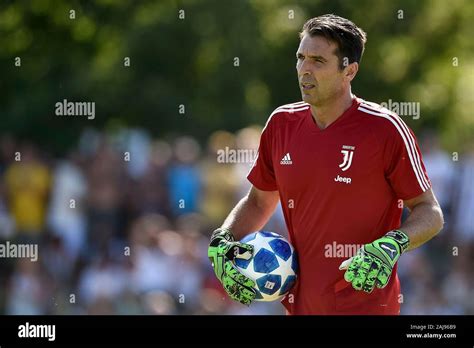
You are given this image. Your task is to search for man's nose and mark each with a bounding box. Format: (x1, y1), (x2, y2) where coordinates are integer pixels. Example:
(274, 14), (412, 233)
(297, 59), (311, 75)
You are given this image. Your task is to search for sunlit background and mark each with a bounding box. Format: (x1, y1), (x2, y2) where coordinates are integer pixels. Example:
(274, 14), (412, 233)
(0, 0), (473, 315)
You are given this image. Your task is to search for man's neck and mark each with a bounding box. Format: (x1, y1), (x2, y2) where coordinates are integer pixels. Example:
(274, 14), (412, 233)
(310, 91), (355, 130)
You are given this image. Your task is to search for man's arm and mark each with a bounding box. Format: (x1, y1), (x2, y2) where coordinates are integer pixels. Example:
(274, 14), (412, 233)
(401, 188), (444, 250)
(340, 188), (444, 292)
(207, 185), (279, 305)
(221, 185), (280, 240)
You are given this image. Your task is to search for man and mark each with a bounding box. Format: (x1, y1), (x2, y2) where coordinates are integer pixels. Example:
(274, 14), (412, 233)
(208, 14), (444, 314)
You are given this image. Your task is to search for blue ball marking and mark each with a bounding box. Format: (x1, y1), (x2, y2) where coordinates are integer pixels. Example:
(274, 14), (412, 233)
(256, 274), (282, 295)
(254, 291), (263, 300)
(279, 275), (297, 296)
(291, 252), (299, 273)
(269, 238), (291, 261)
(234, 256), (252, 269)
(253, 248), (279, 274)
(240, 232), (257, 244)
(259, 231), (282, 238)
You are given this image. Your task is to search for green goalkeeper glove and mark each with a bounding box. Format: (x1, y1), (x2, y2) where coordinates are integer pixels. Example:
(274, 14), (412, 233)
(208, 228), (256, 305)
(339, 230), (410, 293)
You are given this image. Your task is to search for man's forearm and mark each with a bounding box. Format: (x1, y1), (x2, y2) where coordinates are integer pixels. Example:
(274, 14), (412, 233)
(400, 202), (444, 251)
(221, 195), (278, 240)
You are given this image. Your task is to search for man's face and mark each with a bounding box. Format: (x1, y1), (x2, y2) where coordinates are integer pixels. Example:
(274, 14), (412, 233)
(296, 34), (347, 106)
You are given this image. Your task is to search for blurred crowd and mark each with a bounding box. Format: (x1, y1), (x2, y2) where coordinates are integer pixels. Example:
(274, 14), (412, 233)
(0, 127), (472, 315)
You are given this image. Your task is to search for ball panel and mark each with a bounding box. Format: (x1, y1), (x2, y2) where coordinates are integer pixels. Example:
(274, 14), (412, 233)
(259, 231), (282, 238)
(269, 238), (291, 261)
(253, 248), (279, 274)
(234, 256), (252, 269)
(254, 290), (263, 300)
(241, 232), (257, 244)
(256, 274), (281, 295)
(279, 275), (297, 296)
(291, 252), (299, 273)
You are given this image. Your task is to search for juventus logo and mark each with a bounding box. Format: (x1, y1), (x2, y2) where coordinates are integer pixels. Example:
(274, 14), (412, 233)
(339, 145), (355, 171)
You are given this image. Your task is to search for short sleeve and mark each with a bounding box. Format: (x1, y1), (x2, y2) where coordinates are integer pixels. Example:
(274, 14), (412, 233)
(384, 118), (431, 200)
(247, 119), (278, 191)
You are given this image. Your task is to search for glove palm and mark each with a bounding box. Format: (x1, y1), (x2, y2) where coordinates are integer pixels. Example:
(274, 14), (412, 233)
(341, 230), (410, 293)
(208, 229), (256, 305)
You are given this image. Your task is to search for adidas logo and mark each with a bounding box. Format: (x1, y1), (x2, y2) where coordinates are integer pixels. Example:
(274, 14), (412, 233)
(280, 153), (292, 165)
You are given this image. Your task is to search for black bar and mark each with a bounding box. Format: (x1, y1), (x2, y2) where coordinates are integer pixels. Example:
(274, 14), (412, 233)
(0, 315), (472, 347)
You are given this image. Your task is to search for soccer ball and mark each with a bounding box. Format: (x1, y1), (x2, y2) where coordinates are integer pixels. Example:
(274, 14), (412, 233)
(234, 231), (298, 302)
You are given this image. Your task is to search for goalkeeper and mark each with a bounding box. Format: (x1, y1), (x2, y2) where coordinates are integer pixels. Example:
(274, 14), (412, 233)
(208, 14), (444, 314)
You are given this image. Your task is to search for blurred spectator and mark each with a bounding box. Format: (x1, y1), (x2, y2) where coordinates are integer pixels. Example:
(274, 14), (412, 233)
(119, 128), (152, 180)
(452, 145), (474, 242)
(0, 195), (15, 240)
(5, 258), (52, 314)
(3, 143), (51, 242)
(143, 290), (177, 315)
(78, 253), (129, 311)
(167, 136), (202, 216)
(441, 251), (473, 314)
(128, 214), (177, 294)
(128, 140), (172, 217)
(200, 131), (240, 227)
(421, 131), (455, 220)
(47, 151), (88, 261)
(42, 233), (76, 285)
(84, 139), (127, 258)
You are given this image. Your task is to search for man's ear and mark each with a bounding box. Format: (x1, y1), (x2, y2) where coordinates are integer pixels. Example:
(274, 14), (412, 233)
(344, 62), (359, 82)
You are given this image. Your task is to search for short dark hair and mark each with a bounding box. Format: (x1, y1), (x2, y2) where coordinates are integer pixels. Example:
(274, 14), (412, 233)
(300, 14), (367, 70)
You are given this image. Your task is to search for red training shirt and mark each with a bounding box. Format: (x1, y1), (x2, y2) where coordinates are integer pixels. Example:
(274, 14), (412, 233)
(247, 97), (431, 315)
